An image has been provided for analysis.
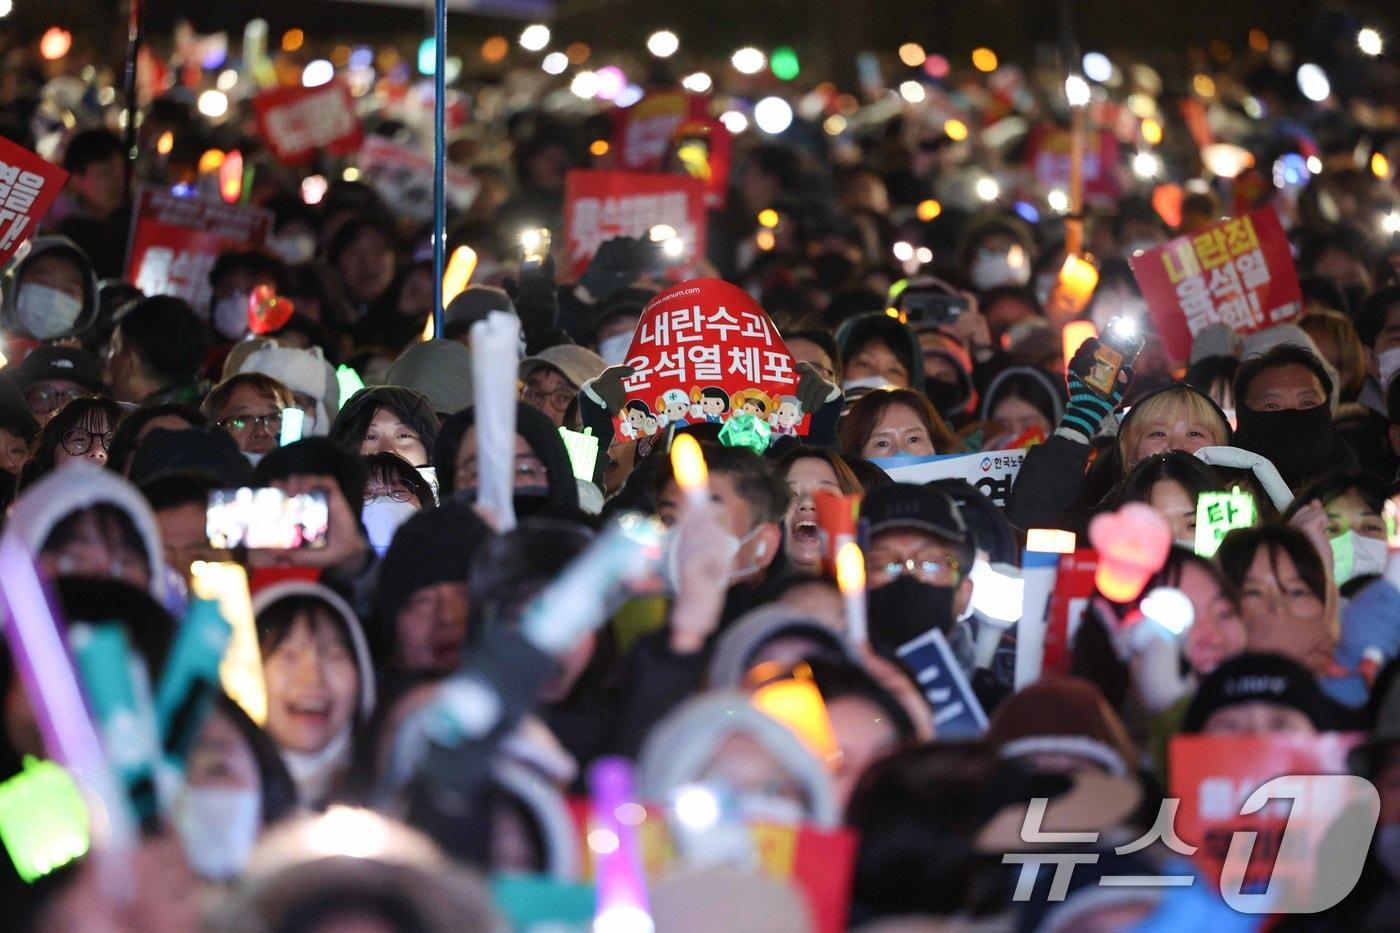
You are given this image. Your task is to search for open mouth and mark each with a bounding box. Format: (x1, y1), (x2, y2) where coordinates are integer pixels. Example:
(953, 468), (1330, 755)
(286, 698), (332, 728)
(792, 521), (820, 544)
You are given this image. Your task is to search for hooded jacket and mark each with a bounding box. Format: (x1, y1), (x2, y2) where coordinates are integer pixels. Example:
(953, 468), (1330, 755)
(0, 236), (100, 340)
(329, 386), (440, 466)
(979, 364), (1066, 428)
(836, 313), (926, 394)
(432, 403), (580, 515)
(6, 461), (168, 606)
(636, 691), (840, 828)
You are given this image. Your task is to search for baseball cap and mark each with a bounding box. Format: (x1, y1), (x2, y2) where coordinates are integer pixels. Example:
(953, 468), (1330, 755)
(861, 482), (967, 543)
(519, 344), (607, 390)
(11, 345), (106, 394)
(1182, 652), (1347, 733)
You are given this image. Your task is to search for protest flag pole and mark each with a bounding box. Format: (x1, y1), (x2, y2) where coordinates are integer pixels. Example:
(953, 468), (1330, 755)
(1058, 0), (1085, 258)
(431, 0), (448, 340)
(122, 0), (144, 197)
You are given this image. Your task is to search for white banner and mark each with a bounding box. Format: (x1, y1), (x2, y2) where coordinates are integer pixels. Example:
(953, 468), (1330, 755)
(871, 448), (1027, 508)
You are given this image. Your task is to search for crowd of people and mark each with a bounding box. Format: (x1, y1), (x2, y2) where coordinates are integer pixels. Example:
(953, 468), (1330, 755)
(0, 8), (1397, 932)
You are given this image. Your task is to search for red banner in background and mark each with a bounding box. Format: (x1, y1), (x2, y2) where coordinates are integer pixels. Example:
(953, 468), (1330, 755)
(126, 188), (272, 311)
(252, 80), (363, 165)
(671, 117), (732, 210)
(1129, 207), (1302, 361)
(613, 279), (808, 440)
(612, 91), (709, 172)
(1026, 124), (1121, 205)
(562, 169), (708, 278)
(0, 137), (66, 266)
(1042, 550), (1098, 675)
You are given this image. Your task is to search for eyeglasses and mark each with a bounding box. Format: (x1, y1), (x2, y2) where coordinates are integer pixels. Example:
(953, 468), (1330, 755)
(26, 386), (86, 415)
(218, 411), (284, 433)
(867, 552), (961, 586)
(60, 428), (113, 456)
(365, 487), (415, 503)
(522, 384), (577, 411)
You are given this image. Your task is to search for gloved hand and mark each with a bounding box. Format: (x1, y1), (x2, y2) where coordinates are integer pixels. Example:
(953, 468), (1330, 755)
(577, 236), (654, 304)
(1057, 338), (1131, 446)
(583, 365), (635, 416)
(795, 360), (840, 415)
(506, 255), (559, 350)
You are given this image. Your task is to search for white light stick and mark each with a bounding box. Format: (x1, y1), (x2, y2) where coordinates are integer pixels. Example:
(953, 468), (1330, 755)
(470, 310), (522, 533)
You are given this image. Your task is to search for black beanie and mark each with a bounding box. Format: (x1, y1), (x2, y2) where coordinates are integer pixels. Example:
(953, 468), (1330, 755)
(1183, 652), (1348, 733)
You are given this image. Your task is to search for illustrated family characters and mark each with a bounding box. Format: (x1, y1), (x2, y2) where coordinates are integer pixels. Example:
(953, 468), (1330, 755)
(619, 385), (804, 439)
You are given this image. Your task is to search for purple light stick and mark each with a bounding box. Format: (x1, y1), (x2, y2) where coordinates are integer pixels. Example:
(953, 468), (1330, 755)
(0, 535), (136, 899)
(588, 756), (654, 933)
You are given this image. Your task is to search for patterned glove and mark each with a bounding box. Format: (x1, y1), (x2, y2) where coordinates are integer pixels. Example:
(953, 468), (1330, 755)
(1057, 338), (1131, 445)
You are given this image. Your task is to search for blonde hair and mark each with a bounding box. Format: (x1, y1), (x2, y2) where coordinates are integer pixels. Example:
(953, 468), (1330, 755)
(1298, 309), (1365, 400)
(1118, 385), (1229, 470)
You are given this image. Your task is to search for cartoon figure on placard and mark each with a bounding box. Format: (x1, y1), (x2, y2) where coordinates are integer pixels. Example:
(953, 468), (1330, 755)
(691, 386), (730, 424)
(731, 388), (772, 420)
(656, 388), (691, 428)
(621, 400), (656, 439)
(770, 395), (802, 436)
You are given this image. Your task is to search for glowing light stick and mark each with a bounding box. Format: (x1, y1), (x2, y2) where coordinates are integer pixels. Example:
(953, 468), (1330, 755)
(835, 541), (868, 645)
(0, 757), (89, 883)
(1087, 503), (1172, 603)
(588, 757), (654, 933)
(470, 311), (522, 532)
(191, 561), (266, 725)
(670, 433), (709, 511)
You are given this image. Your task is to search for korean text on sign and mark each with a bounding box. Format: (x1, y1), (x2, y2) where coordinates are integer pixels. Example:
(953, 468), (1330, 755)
(0, 136), (67, 266)
(126, 188), (273, 310)
(563, 169), (708, 278)
(1130, 208), (1303, 360)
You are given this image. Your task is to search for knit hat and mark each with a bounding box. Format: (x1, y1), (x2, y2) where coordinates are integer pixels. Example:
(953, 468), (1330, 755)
(519, 344), (607, 391)
(1183, 652), (1344, 733)
(443, 285), (515, 338)
(229, 340), (339, 435)
(986, 675), (1138, 775)
(384, 340), (473, 416)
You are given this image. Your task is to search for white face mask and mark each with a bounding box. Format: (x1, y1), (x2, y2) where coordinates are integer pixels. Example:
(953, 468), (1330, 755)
(174, 785), (261, 880)
(362, 496), (419, 556)
(1333, 531), (1389, 584)
(243, 450), (265, 468)
(268, 233), (316, 265)
(16, 283), (83, 339)
(840, 375), (891, 395)
(1378, 347), (1400, 394)
(597, 332), (633, 366)
(213, 291), (249, 341)
(970, 248), (1030, 291)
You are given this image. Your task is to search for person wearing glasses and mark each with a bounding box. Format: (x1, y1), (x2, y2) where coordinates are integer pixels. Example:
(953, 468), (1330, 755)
(859, 482), (978, 672)
(10, 345), (108, 426)
(518, 344), (606, 428)
(17, 396), (123, 489)
(202, 372), (296, 461)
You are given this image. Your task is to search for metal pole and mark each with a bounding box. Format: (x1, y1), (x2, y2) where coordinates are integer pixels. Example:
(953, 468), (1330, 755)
(122, 0), (143, 198)
(431, 0), (447, 340)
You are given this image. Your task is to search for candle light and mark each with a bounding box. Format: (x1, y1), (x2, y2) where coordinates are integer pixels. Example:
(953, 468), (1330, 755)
(670, 433), (709, 511)
(1055, 254), (1100, 314)
(835, 540), (868, 645)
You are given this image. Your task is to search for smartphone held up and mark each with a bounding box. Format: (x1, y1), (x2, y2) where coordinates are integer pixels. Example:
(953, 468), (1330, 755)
(206, 488), (330, 550)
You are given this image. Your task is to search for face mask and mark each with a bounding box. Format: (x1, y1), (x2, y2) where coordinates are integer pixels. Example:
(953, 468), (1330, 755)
(1332, 531), (1388, 584)
(866, 576), (956, 659)
(1231, 404), (1337, 486)
(268, 233), (316, 265)
(363, 497), (419, 556)
(970, 249), (1030, 291)
(841, 375), (891, 395)
(174, 785), (261, 880)
(213, 291), (250, 341)
(1378, 347), (1400, 393)
(243, 450), (265, 468)
(923, 378), (967, 415)
(1376, 824), (1400, 881)
(16, 283), (83, 339)
(597, 332), (633, 366)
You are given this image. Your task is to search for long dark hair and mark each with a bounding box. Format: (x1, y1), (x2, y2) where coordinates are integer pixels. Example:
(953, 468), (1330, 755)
(838, 388), (957, 458)
(1216, 524), (1329, 605)
(1114, 450), (1224, 509)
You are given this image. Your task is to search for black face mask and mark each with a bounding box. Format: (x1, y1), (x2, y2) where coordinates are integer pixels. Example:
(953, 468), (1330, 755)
(1231, 403), (1339, 486)
(866, 576), (957, 659)
(923, 377), (968, 416)
(811, 253), (856, 290)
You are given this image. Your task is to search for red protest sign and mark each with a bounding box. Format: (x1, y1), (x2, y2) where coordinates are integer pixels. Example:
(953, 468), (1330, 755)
(0, 137), (66, 266)
(1169, 733), (1363, 895)
(126, 188), (273, 311)
(1042, 549), (1098, 675)
(252, 79), (363, 165)
(1026, 124), (1121, 205)
(357, 136), (479, 223)
(562, 169), (708, 278)
(1129, 208), (1302, 361)
(612, 90), (709, 172)
(614, 279), (808, 441)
